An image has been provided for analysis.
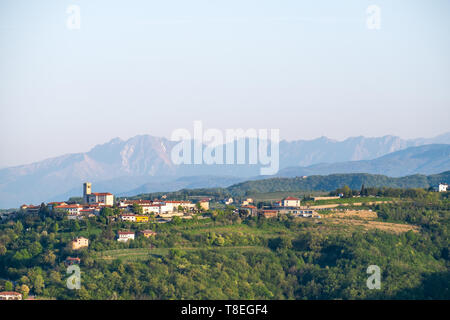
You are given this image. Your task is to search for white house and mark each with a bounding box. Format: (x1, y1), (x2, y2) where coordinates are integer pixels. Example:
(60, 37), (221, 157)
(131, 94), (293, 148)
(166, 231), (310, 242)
(117, 231), (135, 242)
(274, 197), (301, 208)
(438, 183), (448, 192)
(55, 204), (82, 215)
(163, 201), (195, 212)
(120, 214), (136, 222)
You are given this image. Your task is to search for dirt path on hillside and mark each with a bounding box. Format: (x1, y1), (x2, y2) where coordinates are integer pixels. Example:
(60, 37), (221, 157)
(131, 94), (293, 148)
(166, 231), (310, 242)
(308, 201), (392, 209)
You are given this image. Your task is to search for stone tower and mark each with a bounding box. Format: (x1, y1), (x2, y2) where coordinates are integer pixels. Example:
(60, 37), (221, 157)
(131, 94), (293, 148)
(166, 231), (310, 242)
(83, 182), (92, 204)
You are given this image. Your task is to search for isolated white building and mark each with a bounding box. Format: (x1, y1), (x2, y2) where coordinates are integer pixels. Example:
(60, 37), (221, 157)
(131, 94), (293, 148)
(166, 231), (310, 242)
(274, 197), (301, 208)
(117, 231), (135, 242)
(438, 183), (448, 192)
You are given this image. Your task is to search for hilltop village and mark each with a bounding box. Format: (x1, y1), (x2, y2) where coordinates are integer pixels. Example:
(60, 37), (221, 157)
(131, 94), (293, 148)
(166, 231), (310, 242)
(16, 182), (327, 245)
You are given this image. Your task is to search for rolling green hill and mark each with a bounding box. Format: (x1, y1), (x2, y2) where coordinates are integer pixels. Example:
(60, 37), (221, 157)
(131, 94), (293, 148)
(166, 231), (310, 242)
(226, 171), (450, 196)
(129, 171), (450, 200)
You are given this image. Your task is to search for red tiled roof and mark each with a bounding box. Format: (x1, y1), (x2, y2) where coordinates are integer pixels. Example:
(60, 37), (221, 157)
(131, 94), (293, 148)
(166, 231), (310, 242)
(66, 257), (81, 261)
(21, 204), (39, 209)
(0, 291), (22, 296)
(74, 237), (88, 240)
(284, 197), (300, 200)
(141, 230), (157, 234)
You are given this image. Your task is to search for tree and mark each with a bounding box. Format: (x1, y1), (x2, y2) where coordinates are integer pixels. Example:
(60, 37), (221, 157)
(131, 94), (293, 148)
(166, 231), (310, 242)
(33, 274), (45, 294)
(4, 281), (13, 291)
(360, 184), (368, 196)
(38, 202), (49, 216)
(43, 250), (56, 265)
(30, 241), (43, 256)
(172, 216), (182, 225)
(51, 222), (59, 233)
(14, 221), (23, 233)
(17, 284), (30, 299)
(341, 185), (352, 198)
(132, 204), (143, 214)
(71, 221), (81, 232)
(214, 236), (225, 246)
(101, 226), (115, 240)
(101, 207), (114, 217)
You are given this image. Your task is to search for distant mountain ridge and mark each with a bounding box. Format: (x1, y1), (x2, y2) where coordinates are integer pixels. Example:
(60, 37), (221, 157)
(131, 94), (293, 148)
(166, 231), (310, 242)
(0, 132), (448, 208)
(277, 144), (450, 177)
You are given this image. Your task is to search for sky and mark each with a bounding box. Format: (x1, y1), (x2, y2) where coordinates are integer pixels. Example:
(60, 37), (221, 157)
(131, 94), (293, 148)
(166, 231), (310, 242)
(0, 0), (449, 168)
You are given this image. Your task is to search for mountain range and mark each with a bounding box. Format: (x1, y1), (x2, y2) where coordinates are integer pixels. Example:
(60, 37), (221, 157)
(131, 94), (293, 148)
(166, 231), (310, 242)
(0, 132), (449, 208)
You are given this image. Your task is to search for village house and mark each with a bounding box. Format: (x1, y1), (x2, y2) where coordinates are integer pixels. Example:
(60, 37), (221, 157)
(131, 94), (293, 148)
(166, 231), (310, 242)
(0, 291), (22, 300)
(438, 183), (448, 192)
(198, 199), (210, 211)
(135, 215), (149, 223)
(55, 204), (82, 215)
(64, 257), (81, 266)
(260, 210), (278, 218)
(164, 200), (195, 212)
(117, 231), (135, 242)
(224, 197), (234, 205)
(119, 200), (155, 214)
(240, 205), (257, 217)
(121, 214), (136, 222)
(47, 202), (67, 211)
(80, 208), (98, 216)
(20, 204), (40, 214)
(275, 196), (301, 208)
(148, 203), (165, 214)
(71, 237), (89, 250)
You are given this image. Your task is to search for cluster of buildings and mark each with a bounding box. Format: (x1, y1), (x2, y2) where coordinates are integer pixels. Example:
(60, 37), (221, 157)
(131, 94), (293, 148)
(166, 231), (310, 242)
(117, 198), (209, 216)
(20, 182), (115, 218)
(238, 196), (320, 219)
(19, 182), (210, 221)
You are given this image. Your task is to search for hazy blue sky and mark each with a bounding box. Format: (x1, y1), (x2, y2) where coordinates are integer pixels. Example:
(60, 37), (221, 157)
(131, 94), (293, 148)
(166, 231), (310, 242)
(1, 0), (449, 167)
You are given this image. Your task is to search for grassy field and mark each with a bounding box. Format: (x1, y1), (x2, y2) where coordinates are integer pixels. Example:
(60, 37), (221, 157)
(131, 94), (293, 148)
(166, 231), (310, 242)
(175, 222), (294, 238)
(96, 246), (271, 262)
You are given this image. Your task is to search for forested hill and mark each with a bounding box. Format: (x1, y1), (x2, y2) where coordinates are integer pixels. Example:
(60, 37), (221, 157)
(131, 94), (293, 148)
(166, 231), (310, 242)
(131, 171), (450, 200)
(226, 171), (450, 196)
